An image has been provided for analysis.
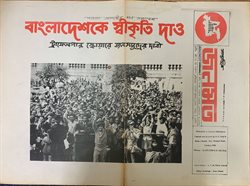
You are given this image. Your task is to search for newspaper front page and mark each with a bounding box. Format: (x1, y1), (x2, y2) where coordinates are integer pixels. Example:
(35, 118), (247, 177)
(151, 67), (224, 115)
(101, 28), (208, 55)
(0, 1), (249, 185)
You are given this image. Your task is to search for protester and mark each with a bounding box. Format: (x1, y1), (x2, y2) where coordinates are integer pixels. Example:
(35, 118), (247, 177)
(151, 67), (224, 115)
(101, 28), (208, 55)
(122, 120), (141, 163)
(92, 119), (110, 162)
(30, 68), (182, 163)
(41, 131), (52, 161)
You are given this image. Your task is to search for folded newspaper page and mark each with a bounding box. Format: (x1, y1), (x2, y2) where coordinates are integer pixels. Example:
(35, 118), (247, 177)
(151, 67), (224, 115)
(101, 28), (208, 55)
(0, 1), (249, 185)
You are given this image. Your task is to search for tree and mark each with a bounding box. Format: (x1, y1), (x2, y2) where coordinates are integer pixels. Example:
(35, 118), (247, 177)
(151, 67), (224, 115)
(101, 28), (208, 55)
(111, 65), (147, 85)
(111, 65), (147, 113)
(36, 64), (69, 82)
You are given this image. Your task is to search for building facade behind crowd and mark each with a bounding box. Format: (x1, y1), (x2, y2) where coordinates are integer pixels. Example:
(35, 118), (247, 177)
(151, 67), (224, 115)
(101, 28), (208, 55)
(30, 65), (182, 163)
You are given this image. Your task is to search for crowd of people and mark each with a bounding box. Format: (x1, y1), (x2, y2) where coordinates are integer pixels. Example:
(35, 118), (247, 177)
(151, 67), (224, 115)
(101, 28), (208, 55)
(30, 72), (182, 163)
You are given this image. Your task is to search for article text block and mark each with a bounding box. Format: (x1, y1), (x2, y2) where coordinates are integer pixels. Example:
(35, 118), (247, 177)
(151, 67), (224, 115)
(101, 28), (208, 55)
(192, 126), (228, 175)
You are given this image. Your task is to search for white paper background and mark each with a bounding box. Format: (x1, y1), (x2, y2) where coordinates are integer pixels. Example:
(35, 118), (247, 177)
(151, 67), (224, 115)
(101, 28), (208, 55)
(1, 1), (249, 185)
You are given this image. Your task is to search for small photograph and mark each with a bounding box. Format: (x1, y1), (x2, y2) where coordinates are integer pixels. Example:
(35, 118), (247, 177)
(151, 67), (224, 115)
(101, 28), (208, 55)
(30, 63), (182, 163)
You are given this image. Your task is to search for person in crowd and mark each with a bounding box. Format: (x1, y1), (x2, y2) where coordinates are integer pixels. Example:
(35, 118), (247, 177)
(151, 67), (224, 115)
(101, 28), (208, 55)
(30, 73), (182, 163)
(74, 114), (94, 161)
(160, 121), (181, 163)
(63, 110), (77, 161)
(122, 120), (141, 163)
(141, 114), (154, 154)
(49, 118), (67, 161)
(109, 117), (124, 162)
(92, 119), (110, 162)
(41, 130), (52, 161)
(166, 120), (181, 163)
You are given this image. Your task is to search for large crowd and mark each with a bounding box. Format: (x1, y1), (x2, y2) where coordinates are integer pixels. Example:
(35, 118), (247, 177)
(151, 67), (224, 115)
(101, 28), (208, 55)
(30, 75), (182, 163)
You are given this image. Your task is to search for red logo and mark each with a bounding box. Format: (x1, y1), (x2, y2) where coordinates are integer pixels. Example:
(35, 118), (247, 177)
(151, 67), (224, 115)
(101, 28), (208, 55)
(195, 12), (227, 44)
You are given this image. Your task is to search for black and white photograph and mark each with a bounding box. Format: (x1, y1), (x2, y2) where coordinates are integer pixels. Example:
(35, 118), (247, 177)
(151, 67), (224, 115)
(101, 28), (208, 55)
(30, 63), (182, 163)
